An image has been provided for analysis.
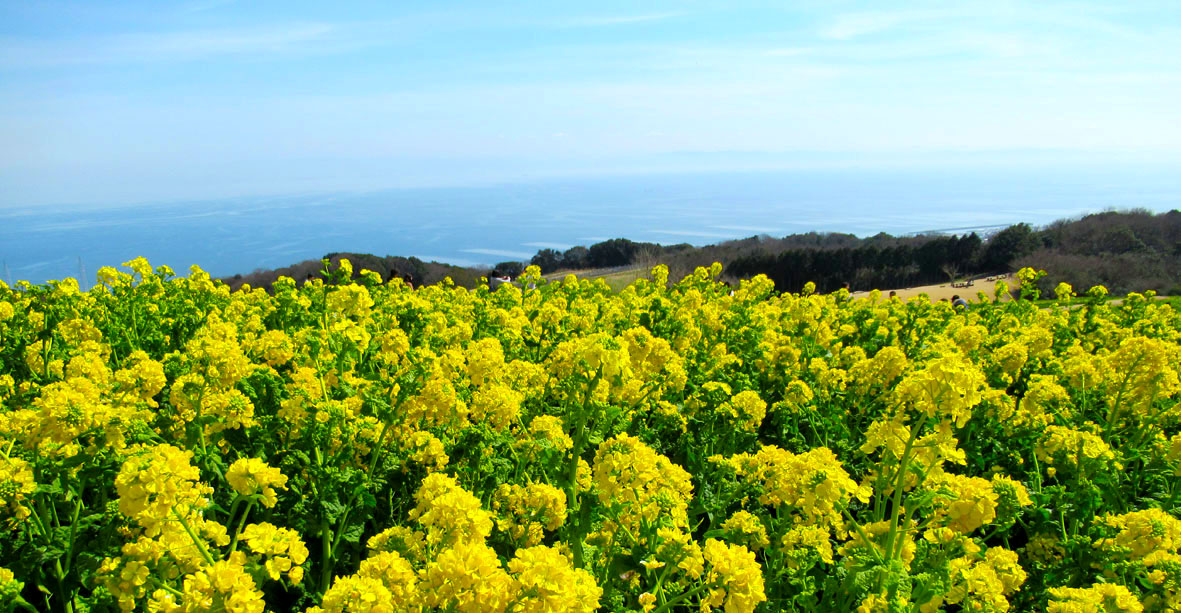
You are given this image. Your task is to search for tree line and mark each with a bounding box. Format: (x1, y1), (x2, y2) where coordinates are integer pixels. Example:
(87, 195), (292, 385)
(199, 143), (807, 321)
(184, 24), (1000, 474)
(522, 209), (1180, 295)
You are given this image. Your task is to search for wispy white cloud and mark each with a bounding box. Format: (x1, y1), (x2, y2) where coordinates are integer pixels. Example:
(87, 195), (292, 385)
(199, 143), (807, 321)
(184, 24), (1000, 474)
(179, 0), (238, 14)
(461, 248), (535, 260)
(763, 48), (814, 57)
(523, 241), (575, 250)
(646, 229), (741, 239)
(0, 10), (686, 70)
(552, 13), (682, 27)
(818, 4), (1154, 43)
(0, 23), (338, 68)
(821, 11), (917, 40)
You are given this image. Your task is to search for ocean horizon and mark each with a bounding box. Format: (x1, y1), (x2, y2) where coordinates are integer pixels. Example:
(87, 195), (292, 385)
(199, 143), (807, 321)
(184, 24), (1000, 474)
(3, 165), (1180, 287)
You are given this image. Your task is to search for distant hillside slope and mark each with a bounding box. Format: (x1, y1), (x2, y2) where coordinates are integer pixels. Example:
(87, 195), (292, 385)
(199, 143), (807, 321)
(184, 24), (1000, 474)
(1013, 210), (1181, 296)
(220, 253), (484, 291)
(225, 209), (1180, 295)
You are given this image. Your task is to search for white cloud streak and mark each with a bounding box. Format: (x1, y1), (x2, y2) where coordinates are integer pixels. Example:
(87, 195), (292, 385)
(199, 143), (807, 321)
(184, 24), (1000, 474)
(0, 9), (686, 70)
(549, 13), (682, 27)
(0, 23), (338, 69)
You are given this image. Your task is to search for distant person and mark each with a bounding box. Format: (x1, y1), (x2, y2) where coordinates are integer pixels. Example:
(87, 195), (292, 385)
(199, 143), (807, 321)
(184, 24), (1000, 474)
(489, 270), (512, 290)
(403, 273), (415, 290)
(889, 290), (897, 299)
(952, 294), (968, 308)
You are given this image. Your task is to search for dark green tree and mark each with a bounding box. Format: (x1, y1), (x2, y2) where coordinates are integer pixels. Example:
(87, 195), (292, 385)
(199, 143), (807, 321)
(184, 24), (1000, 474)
(981, 224), (1039, 271)
(531, 249), (563, 273)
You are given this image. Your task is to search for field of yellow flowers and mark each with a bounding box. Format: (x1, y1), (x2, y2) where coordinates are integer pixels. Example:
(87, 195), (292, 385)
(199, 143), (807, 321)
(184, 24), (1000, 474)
(1, 257), (1179, 613)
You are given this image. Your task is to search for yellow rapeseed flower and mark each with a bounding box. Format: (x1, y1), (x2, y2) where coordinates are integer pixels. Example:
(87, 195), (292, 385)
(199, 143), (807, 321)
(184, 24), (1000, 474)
(701, 539), (767, 613)
(1047, 583), (1143, 613)
(225, 457), (288, 508)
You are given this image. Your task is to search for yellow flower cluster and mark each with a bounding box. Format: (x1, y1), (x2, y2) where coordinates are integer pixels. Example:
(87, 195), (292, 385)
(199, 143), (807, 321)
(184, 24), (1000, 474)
(1102, 337), (1181, 424)
(849, 345), (909, 391)
(925, 473), (1000, 534)
(470, 384), (525, 431)
(701, 538), (767, 613)
(326, 284), (375, 320)
(720, 510), (769, 551)
(781, 528), (833, 569)
(368, 525), (428, 564)
(240, 522), (310, 583)
(21, 342), (162, 455)
(248, 329), (295, 367)
(402, 375), (468, 428)
(896, 349), (986, 428)
(519, 415), (573, 459)
(1169, 433), (1181, 475)
(0, 566), (22, 604)
(308, 551), (419, 613)
(1047, 583), (1143, 613)
(398, 428), (450, 472)
(1095, 508), (1181, 566)
(408, 472), (494, 547)
(1036, 425), (1119, 473)
(507, 545), (603, 613)
(1012, 374), (1073, 429)
(719, 390), (767, 433)
(721, 445), (865, 527)
(226, 457), (288, 507)
(592, 433), (694, 534)
(420, 540), (513, 612)
(493, 482), (568, 547)
(350, 530), (603, 613)
(148, 552), (265, 613)
(928, 547), (1026, 612)
(115, 443), (212, 535)
(183, 314), (254, 390)
(0, 454), (35, 524)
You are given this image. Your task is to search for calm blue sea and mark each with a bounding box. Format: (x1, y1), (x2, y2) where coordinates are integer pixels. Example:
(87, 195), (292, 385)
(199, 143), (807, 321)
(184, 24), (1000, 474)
(2, 167), (1179, 286)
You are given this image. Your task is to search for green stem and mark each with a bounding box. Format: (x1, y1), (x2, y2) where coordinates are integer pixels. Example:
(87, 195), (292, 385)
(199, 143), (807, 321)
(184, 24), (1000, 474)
(171, 508), (216, 566)
(62, 498), (81, 575)
(651, 582), (712, 613)
(883, 415), (927, 562)
(228, 501), (256, 553)
(326, 422), (398, 575)
(30, 497), (73, 611)
(1104, 352), (1145, 430)
(319, 519), (334, 593)
(42, 336), (53, 380)
(650, 553), (677, 595)
(225, 497), (242, 530)
(329, 504), (354, 566)
(842, 508), (885, 565)
(565, 374), (599, 569)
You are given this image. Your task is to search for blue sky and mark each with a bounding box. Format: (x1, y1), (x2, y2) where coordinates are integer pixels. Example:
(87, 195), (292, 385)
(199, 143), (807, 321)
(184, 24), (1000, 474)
(2, 0), (1180, 207)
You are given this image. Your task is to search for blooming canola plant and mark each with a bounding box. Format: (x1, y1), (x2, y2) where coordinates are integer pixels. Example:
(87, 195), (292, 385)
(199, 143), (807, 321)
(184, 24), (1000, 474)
(0, 258), (1179, 612)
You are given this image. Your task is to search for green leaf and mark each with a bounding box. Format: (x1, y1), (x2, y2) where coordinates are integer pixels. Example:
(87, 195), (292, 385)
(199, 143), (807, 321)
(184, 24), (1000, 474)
(33, 483), (63, 496)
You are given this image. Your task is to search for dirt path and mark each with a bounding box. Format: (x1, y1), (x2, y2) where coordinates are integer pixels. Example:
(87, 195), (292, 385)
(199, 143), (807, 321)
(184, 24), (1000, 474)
(851, 273), (1017, 302)
(543, 265), (643, 281)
